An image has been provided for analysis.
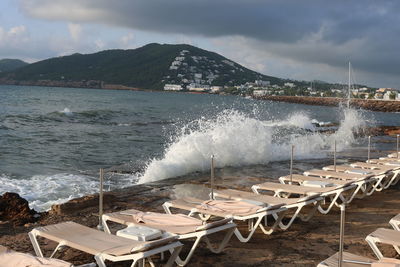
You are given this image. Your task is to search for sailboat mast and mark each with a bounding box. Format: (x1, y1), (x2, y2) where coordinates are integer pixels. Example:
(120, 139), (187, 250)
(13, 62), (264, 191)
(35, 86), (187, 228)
(347, 61), (351, 108)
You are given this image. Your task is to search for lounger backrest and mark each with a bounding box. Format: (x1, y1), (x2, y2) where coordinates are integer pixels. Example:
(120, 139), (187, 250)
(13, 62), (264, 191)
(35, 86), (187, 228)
(32, 221), (177, 256)
(280, 174), (353, 187)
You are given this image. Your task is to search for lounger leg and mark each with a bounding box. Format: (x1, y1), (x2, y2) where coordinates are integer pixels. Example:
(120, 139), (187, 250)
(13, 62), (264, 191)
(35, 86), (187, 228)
(102, 217), (111, 234)
(28, 231), (44, 257)
(390, 171), (400, 186)
(365, 236), (384, 259)
(198, 214), (212, 221)
(385, 171), (400, 188)
(49, 242), (66, 258)
(233, 215), (264, 242)
(94, 254), (107, 267)
(162, 203), (173, 214)
(165, 245), (183, 267)
(346, 184), (364, 203)
(371, 175), (386, 192)
(273, 205), (302, 230)
(299, 200), (321, 222)
(318, 192), (342, 214)
(203, 227), (235, 254)
(248, 218), (254, 232)
(262, 210), (286, 233)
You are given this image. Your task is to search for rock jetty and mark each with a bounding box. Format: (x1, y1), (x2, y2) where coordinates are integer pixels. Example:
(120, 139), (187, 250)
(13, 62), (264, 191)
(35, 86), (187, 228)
(256, 95), (400, 112)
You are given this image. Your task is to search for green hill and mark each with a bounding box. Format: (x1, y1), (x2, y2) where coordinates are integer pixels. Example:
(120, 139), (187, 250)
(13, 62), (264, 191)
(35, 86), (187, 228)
(0, 43), (282, 90)
(0, 59), (28, 72)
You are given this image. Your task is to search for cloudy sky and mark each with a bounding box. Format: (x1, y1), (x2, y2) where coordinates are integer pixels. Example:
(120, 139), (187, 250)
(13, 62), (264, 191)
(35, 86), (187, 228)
(1, 0), (399, 87)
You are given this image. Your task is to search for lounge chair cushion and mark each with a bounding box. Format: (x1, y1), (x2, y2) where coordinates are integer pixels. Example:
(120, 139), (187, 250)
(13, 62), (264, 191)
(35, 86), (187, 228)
(107, 209), (232, 234)
(197, 199), (262, 216)
(0, 250), (72, 267)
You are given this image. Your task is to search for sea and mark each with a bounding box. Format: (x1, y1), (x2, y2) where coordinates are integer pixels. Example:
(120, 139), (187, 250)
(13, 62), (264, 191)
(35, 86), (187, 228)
(1, 85), (400, 211)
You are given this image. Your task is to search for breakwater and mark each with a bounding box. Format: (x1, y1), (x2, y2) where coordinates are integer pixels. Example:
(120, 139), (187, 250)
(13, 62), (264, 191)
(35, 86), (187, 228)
(256, 95), (400, 112)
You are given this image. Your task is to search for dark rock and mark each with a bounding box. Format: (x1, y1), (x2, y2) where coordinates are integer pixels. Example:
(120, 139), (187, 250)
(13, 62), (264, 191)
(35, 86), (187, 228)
(0, 192), (38, 225)
(50, 193), (117, 215)
(255, 95), (400, 112)
(0, 221), (12, 235)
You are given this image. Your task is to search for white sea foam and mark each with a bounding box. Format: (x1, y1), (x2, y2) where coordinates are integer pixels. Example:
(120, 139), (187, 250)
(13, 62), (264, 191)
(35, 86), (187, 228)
(0, 172), (138, 211)
(0, 173), (99, 211)
(139, 108), (368, 183)
(60, 107), (73, 116)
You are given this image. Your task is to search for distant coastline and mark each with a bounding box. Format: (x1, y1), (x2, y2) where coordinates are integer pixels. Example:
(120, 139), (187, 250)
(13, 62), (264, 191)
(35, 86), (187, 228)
(1, 80), (400, 112)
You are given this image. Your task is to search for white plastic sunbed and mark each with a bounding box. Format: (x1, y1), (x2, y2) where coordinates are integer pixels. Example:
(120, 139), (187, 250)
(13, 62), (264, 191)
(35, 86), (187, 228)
(317, 251), (400, 267)
(365, 228), (400, 259)
(350, 162), (400, 188)
(102, 209), (236, 266)
(212, 188), (323, 230)
(162, 197), (288, 243)
(28, 221), (183, 267)
(251, 181), (356, 215)
(307, 168), (385, 198)
(279, 173), (368, 203)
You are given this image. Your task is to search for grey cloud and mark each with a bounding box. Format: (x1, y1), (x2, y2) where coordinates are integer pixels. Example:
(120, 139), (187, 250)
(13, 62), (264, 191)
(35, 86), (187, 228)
(19, 0), (400, 85)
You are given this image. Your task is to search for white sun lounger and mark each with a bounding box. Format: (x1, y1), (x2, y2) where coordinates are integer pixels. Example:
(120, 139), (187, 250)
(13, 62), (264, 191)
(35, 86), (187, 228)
(304, 169), (384, 197)
(388, 152), (399, 158)
(318, 251), (400, 267)
(350, 162), (400, 188)
(279, 173), (367, 203)
(251, 181), (356, 215)
(389, 214), (400, 231)
(376, 157), (400, 165)
(162, 197), (287, 243)
(365, 228), (400, 259)
(212, 188), (323, 230)
(28, 221), (183, 267)
(102, 209), (236, 266)
(317, 251), (375, 267)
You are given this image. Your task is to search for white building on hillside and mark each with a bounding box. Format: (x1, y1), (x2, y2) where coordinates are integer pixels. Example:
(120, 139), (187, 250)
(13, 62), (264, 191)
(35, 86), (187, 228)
(164, 84), (183, 91)
(210, 86), (222, 93)
(253, 89), (271, 97)
(187, 83), (210, 92)
(284, 82), (295, 88)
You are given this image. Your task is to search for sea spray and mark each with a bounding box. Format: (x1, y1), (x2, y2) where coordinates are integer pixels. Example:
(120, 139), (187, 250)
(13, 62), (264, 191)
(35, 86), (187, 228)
(60, 107), (73, 116)
(139, 108), (368, 183)
(0, 172), (136, 211)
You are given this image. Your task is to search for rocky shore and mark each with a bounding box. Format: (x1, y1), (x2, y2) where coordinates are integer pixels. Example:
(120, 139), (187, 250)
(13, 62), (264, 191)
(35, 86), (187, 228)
(256, 95), (400, 112)
(1, 146), (400, 266)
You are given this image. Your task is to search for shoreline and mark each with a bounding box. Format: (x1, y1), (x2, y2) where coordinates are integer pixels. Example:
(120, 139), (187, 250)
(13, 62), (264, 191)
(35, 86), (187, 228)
(2, 147), (400, 266)
(2, 83), (400, 113)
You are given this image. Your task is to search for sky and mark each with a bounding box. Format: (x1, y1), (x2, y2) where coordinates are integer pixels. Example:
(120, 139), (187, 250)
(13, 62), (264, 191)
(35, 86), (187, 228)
(1, 0), (399, 88)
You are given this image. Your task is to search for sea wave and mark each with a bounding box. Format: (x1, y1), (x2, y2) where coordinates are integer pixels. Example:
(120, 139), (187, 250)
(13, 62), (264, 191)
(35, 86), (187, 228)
(139, 108), (369, 183)
(0, 172), (139, 211)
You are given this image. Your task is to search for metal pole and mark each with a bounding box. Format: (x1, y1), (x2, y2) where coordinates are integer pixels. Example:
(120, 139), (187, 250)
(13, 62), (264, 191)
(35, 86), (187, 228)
(97, 168), (104, 230)
(210, 155), (215, 200)
(334, 140), (337, 172)
(290, 145), (294, 183)
(347, 61), (351, 109)
(367, 136), (371, 163)
(338, 204), (346, 267)
(397, 134), (399, 159)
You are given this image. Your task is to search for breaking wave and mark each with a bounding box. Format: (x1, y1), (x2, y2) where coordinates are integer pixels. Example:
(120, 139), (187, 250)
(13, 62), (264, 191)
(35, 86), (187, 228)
(139, 108), (368, 183)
